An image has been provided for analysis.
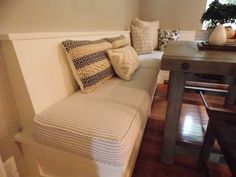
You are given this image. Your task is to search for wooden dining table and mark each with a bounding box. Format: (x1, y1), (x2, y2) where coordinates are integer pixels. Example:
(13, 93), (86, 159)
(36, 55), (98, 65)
(160, 41), (236, 164)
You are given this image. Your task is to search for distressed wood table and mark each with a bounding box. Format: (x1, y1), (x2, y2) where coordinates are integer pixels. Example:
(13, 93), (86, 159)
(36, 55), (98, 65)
(160, 41), (236, 164)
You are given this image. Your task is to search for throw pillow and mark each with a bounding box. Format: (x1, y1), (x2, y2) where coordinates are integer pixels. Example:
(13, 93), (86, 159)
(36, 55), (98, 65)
(61, 39), (114, 93)
(132, 18), (160, 50)
(158, 29), (180, 51)
(106, 46), (140, 81)
(131, 25), (153, 55)
(105, 35), (130, 49)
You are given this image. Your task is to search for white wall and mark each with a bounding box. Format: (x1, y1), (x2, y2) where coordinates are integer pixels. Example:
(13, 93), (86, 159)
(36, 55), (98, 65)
(0, 0), (139, 33)
(139, 0), (206, 30)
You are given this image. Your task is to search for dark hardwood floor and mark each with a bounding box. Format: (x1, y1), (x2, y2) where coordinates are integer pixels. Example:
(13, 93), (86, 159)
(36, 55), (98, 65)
(132, 84), (231, 177)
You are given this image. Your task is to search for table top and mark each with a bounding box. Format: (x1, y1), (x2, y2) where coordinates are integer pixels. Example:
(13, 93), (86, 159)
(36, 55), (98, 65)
(161, 41), (236, 75)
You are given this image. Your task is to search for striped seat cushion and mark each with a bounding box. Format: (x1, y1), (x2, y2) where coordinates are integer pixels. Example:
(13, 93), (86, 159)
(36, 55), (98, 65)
(32, 90), (149, 166)
(61, 39), (114, 93)
(32, 63), (161, 166)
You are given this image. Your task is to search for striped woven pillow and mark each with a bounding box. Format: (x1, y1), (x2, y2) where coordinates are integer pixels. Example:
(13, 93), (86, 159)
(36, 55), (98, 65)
(62, 39), (114, 93)
(105, 35), (130, 49)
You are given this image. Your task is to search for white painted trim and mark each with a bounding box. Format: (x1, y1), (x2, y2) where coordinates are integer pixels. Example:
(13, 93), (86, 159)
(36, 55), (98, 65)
(0, 30), (197, 41)
(0, 31), (130, 41)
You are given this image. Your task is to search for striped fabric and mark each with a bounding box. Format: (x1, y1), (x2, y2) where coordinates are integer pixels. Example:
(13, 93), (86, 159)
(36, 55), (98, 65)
(32, 61), (161, 166)
(61, 39), (114, 93)
(105, 35), (130, 49)
(32, 86), (148, 166)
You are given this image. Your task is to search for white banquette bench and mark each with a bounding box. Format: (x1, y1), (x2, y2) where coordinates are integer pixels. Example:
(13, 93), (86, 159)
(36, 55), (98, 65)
(0, 31), (162, 177)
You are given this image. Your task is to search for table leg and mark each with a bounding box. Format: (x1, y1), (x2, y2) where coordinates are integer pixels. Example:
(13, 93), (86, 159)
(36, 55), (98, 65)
(161, 71), (186, 164)
(225, 76), (236, 104)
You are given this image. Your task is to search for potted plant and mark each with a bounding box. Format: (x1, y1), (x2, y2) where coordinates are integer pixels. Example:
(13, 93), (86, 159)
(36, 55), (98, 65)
(201, 0), (236, 28)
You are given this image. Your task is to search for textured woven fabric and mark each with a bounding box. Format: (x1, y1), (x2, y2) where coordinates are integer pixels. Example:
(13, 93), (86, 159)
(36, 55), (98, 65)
(158, 29), (180, 51)
(61, 39), (114, 93)
(105, 35), (130, 49)
(131, 25), (153, 55)
(107, 46), (140, 80)
(132, 18), (160, 50)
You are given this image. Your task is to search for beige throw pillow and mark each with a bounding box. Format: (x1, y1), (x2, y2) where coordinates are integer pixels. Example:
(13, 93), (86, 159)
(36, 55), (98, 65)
(131, 25), (153, 55)
(107, 46), (140, 81)
(61, 39), (114, 93)
(105, 35), (130, 49)
(132, 18), (160, 50)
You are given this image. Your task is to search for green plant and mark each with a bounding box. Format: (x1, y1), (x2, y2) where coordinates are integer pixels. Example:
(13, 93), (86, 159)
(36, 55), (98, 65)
(201, 0), (236, 28)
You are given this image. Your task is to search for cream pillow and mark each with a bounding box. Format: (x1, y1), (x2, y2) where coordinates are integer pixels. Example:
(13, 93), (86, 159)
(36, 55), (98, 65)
(105, 35), (130, 49)
(131, 25), (153, 55)
(132, 18), (160, 50)
(107, 46), (140, 81)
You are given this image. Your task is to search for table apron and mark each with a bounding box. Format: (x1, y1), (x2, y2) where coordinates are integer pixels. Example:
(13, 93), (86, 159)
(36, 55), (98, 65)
(161, 59), (236, 76)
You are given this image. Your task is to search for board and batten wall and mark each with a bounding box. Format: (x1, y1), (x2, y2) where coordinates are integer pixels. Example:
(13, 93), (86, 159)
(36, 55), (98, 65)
(0, 1), (139, 176)
(139, 0), (206, 30)
(0, 46), (28, 176)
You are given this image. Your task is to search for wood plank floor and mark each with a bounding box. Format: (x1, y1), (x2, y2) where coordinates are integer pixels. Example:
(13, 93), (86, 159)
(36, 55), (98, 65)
(132, 84), (231, 177)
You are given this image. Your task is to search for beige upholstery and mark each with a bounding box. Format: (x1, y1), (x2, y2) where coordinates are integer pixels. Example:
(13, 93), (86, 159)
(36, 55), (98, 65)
(105, 35), (130, 49)
(107, 46), (140, 80)
(132, 18), (160, 50)
(131, 25), (153, 55)
(33, 61), (160, 166)
(138, 51), (162, 69)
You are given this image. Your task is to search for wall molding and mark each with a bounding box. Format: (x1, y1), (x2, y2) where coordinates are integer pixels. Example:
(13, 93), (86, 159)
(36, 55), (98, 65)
(0, 31), (130, 41)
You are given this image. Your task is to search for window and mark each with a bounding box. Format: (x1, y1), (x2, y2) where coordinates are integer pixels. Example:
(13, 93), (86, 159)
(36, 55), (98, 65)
(203, 0), (236, 29)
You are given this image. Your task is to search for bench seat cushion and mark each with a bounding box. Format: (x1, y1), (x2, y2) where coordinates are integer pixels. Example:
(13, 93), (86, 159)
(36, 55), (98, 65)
(33, 52), (161, 166)
(138, 50), (163, 69)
